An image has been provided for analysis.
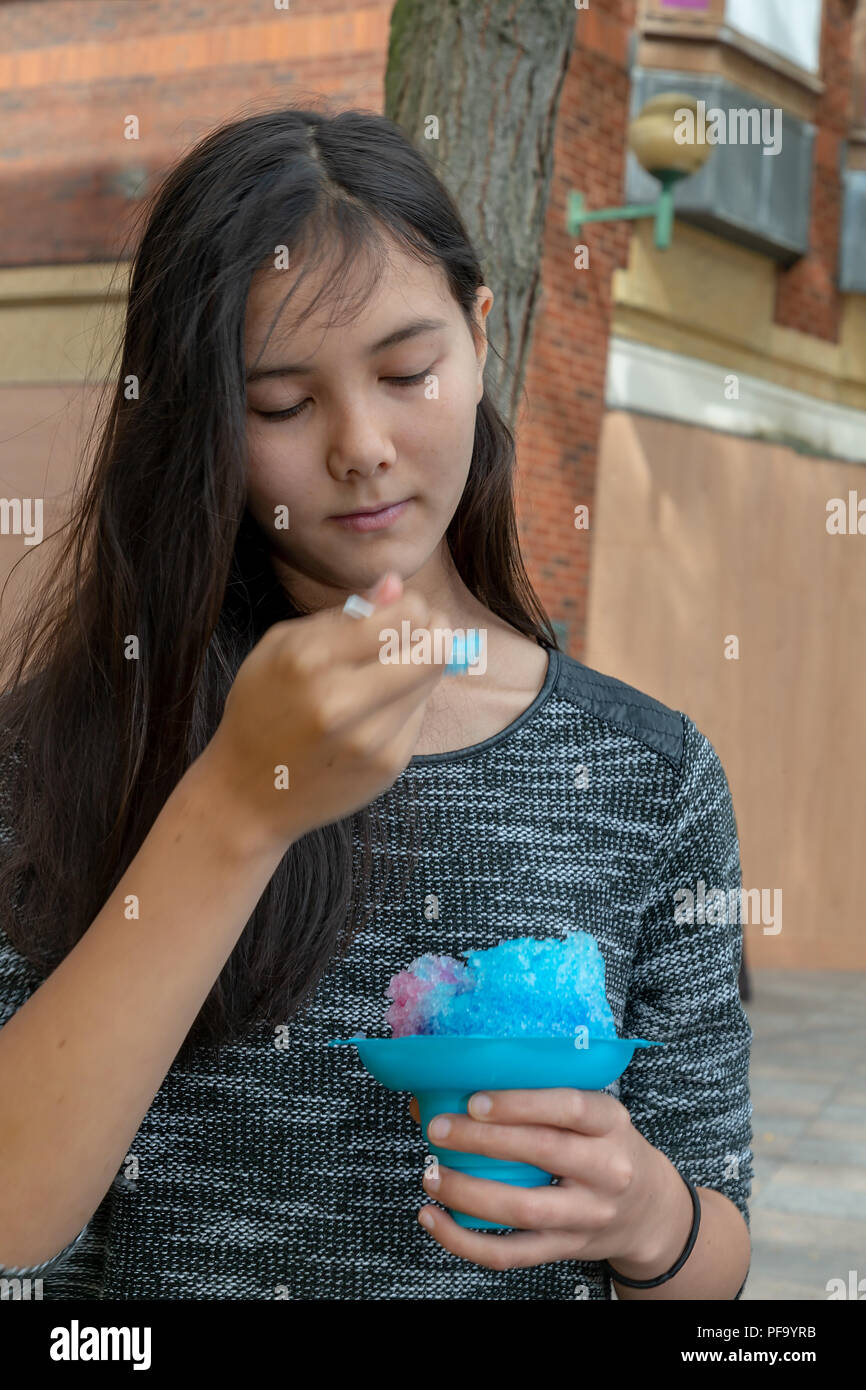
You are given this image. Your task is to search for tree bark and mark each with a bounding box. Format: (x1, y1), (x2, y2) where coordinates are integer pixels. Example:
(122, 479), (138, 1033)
(384, 0), (579, 429)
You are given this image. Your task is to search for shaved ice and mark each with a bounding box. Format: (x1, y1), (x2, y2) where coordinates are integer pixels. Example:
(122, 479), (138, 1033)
(384, 932), (618, 1039)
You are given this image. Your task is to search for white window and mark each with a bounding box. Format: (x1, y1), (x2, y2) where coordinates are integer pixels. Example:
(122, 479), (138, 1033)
(724, 0), (823, 74)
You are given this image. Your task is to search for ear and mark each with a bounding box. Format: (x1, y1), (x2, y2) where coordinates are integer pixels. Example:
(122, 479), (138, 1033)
(472, 286), (494, 393)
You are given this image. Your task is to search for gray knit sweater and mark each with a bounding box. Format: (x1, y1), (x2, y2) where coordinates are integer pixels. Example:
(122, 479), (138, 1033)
(0, 645), (753, 1299)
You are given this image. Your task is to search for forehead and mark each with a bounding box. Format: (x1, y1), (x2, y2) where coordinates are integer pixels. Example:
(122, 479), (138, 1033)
(244, 236), (455, 360)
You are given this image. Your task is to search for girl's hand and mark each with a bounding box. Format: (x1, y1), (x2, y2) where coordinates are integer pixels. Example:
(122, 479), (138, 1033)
(408, 1089), (690, 1272)
(202, 572), (450, 853)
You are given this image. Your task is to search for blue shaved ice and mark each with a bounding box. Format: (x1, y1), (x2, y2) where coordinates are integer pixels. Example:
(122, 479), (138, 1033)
(384, 931), (619, 1039)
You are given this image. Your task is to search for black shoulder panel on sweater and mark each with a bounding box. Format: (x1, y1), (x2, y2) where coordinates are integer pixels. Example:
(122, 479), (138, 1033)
(553, 651), (684, 771)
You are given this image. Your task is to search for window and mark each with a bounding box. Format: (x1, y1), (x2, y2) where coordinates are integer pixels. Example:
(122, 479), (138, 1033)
(723, 0), (823, 75)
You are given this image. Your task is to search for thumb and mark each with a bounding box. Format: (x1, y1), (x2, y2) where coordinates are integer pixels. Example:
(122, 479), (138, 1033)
(365, 570), (403, 606)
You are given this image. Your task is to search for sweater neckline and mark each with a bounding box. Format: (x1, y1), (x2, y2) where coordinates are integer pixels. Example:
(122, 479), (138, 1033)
(408, 641), (561, 765)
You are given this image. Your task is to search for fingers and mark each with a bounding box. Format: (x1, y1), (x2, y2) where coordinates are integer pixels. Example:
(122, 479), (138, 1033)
(366, 571), (402, 606)
(332, 588), (442, 670)
(342, 571), (401, 615)
(451, 1088), (617, 1136)
(416, 1209), (581, 1268)
(420, 1166), (583, 1233)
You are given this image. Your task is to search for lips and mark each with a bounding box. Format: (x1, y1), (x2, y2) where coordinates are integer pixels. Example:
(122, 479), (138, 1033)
(329, 498), (412, 532)
(332, 499), (409, 518)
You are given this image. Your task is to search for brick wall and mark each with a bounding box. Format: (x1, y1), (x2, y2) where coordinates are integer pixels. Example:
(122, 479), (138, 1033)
(515, 0), (637, 654)
(0, 1), (393, 264)
(772, 0), (856, 343)
(853, 0), (866, 125)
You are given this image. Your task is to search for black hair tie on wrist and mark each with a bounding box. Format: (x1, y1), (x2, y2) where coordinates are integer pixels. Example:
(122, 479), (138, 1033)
(601, 1171), (701, 1289)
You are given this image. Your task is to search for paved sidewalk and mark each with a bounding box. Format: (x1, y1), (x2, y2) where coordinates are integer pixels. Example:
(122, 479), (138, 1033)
(741, 969), (866, 1301)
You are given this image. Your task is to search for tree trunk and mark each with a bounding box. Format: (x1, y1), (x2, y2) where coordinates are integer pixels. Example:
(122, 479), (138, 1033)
(384, 0), (579, 429)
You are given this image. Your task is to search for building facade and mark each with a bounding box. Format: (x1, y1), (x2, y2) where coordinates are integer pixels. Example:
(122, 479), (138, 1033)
(0, 0), (864, 967)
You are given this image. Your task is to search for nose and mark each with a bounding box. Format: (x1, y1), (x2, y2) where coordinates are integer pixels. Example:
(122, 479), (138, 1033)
(325, 398), (398, 480)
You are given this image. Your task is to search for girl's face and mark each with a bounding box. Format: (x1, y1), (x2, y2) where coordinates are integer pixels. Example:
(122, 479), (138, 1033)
(243, 238), (493, 610)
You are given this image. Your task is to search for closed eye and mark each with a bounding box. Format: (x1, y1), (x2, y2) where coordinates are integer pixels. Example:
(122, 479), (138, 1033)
(255, 370), (431, 422)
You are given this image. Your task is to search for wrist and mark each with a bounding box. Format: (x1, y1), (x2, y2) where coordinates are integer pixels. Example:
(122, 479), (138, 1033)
(178, 751), (296, 866)
(607, 1147), (694, 1281)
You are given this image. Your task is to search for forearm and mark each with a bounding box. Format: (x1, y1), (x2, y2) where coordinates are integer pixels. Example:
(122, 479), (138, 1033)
(610, 1148), (751, 1300)
(0, 753), (288, 1269)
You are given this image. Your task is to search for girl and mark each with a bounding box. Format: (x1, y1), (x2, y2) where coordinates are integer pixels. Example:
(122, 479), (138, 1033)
(0, 106), (752, 1300)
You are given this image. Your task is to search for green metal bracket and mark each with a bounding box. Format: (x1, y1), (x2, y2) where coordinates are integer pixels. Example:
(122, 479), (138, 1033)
(567, 170), (687, 251)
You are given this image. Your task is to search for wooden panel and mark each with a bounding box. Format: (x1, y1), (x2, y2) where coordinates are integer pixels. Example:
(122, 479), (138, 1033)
(587, 409), (866, 970)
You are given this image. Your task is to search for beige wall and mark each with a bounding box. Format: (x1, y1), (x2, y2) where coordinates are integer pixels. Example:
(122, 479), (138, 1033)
(0, 383), (105, 679)
(586, 410), (865, 971)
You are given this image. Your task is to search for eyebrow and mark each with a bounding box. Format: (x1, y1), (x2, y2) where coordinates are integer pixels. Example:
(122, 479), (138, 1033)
(245, 316), (450, 383)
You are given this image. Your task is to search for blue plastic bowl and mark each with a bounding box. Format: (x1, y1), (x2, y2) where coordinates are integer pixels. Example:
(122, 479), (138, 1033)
(329, 1034), (664, 1230)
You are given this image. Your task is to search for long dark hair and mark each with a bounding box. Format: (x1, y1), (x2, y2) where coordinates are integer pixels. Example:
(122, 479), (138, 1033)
(0, 104), (558, 1066)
